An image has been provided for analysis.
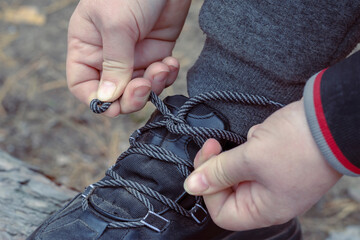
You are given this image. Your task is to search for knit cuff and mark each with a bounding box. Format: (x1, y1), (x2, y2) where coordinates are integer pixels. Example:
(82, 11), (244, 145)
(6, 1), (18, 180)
(303, 70), (359, 176)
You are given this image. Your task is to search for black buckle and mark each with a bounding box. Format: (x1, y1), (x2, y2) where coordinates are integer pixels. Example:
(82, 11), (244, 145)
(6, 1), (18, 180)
(190, 204), (208, 224)
(140, 211), (170, 233)
(82, 184), (95, 200)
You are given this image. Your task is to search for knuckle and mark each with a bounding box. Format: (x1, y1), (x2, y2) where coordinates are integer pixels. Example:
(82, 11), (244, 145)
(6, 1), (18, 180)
(102, 60), (132, 72)
(103, 18), (133, 35)
(211, 155), (234, 187)
(100, 14), (139, 40)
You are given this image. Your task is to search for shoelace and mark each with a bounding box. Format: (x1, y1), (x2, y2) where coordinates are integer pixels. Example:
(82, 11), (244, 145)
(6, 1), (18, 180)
(83, 91), (284, 232)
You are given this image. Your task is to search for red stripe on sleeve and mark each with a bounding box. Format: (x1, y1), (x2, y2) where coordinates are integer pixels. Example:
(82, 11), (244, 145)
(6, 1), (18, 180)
(313, 69), (360, 174)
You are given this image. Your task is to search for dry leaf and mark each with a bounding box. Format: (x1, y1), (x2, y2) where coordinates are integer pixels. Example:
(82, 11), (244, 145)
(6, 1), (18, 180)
(1, 6), (46, 26)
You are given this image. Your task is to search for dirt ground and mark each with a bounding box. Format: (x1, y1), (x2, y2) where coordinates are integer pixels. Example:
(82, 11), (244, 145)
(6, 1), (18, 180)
(0, 1), (359, 239)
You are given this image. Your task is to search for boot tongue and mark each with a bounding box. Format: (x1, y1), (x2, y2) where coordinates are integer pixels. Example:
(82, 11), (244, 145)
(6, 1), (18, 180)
(90, 95), (229, 220)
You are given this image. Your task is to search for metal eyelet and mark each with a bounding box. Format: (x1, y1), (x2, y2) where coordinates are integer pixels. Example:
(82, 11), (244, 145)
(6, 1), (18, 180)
(129, 129), (142, 144)
(81, 184), (95, 200)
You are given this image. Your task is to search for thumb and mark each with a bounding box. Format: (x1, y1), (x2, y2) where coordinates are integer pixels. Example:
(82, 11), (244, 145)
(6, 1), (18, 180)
(184, 144), (252, 196)
(97, 32), (136, 102)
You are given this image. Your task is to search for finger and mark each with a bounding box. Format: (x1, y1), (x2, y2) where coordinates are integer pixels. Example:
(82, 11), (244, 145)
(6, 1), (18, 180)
(203, 182), (270, 231)
(84, 83), (122, 118)
(118, 78), (152, 114)
(133, 38), (175, 69)
(132, 69), (145, 79)
(143, 62), (170, 95)
(97, 29), (136, 102)
(194, 139), (222, 169)
(66, 24), (103, 105)
(91, 60), (173, 116)
(141, 57), (180, 94)
(67, 65), (99, 106)
(184, 143), (253, 195)
(162, 56), (179, 87)
(100, 99), (122, 117)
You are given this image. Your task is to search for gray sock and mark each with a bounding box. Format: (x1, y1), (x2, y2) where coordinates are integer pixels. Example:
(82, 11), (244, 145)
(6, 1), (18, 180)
(187, 0), (360, 137)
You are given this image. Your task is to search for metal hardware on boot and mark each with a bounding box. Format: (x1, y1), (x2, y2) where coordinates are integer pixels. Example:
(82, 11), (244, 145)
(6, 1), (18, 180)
(82, 184), (95, 200)
(190, 203), (208, 224)
(129, 129), (142, 144)
(140, 211), (170, 233)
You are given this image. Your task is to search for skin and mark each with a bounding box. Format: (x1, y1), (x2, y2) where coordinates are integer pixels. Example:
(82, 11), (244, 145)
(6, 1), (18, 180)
(67, 0), (191, 117)
(66, 0), (343, 232)
(184, 99), (342, 231)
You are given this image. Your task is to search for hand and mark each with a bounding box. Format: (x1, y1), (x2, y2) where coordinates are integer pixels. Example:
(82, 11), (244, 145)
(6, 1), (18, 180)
(184, 99), (342, 231)
(66, 0), (191, 117)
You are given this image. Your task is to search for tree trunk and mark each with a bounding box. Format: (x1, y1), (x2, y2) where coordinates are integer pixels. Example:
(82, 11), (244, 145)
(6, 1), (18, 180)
(0, 151), (76, 240)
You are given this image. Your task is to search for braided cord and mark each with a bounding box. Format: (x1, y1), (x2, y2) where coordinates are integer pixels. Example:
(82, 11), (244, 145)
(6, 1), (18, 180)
(84, 90), (284, 230)
(177, 91), (284, 119)
(90, 99), (112, 114)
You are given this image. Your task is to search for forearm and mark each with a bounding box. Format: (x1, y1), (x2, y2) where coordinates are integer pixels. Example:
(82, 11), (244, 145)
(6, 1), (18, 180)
(304, 51), (360, 176)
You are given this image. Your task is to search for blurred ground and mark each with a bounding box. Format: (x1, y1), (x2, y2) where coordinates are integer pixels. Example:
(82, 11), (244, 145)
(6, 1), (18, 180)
(0, 1), (359, 239)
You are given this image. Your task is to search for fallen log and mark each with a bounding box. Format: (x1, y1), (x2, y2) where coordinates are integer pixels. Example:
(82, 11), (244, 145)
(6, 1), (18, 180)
(0, 151), (76, 240)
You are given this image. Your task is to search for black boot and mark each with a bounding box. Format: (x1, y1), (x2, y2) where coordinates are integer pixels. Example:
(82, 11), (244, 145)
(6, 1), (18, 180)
(28, 92), (302, 240)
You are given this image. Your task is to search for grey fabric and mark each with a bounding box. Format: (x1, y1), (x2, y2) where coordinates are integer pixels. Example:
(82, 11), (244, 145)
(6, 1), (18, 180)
(187, 0), (360, 136)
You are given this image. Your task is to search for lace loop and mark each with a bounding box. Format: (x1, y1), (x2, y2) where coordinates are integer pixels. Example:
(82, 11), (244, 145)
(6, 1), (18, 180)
(90, 99), (112, 114)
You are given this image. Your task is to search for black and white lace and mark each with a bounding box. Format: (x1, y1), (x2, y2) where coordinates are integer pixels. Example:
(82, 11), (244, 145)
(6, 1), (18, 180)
(84, 91), (284, 231)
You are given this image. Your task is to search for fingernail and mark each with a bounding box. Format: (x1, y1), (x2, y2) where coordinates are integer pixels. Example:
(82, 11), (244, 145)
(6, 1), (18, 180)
(134, 86), (150, 98)
(154, 71), (169, 83)
(184, 172), (209, 195)
(169, 65), (178, 72)
(98, 81), (116, 101)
